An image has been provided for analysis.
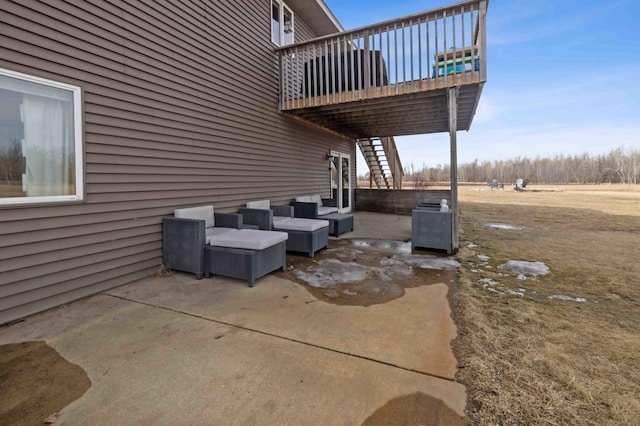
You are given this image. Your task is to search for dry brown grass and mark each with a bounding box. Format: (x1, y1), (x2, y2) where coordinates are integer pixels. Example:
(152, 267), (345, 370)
(453, 184), (640, 425)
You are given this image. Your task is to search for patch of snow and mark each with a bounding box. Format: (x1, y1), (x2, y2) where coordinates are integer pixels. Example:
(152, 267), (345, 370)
(294, 259), (387, 288)
(380, 254), (460, 270)
(549, 295), (587, 303)
(343, 289), (358, 296)
(477, 254), (490, 262)
(499, 261), (549, 277)
(516, 274), (528, 281)
(351, 239), (412, 254)
(471, 269), (480, 273)
(486, 223), (525, 231)
(467, 242), (478, 248)
(484, 265), (493, 269)
(478, 278), (498, 287)
(504, 289), (525, 297)
(294, 252), (459, 288)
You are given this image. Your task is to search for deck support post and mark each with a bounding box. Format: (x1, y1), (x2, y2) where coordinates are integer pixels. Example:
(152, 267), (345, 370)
(448, 87), (459, 253)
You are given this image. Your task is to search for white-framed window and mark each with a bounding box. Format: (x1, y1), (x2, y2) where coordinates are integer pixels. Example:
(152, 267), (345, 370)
(271, 0), (294, 46)
(0, 67), (83, 206)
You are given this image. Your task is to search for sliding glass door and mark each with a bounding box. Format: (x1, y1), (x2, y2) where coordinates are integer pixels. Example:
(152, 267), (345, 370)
(329, 151), (352, 213)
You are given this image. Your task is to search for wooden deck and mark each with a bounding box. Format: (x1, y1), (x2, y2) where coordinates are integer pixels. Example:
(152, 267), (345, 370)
(276, 0), (487, 139)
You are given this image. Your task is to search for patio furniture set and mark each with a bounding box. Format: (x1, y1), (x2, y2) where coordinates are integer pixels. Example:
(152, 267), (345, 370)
(162, 196), (354, 287)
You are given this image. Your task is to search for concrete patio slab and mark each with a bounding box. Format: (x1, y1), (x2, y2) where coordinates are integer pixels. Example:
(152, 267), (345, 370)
(0, 212), (466, 425)
(1, 283), (465, 425)
(108, 273), (458, 379)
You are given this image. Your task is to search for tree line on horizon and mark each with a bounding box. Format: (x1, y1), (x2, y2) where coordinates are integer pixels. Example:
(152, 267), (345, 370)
(398, 147), (640, 186)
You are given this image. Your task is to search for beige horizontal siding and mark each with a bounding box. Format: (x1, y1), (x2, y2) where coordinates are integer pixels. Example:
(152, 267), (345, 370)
(0, 0), (353, 324)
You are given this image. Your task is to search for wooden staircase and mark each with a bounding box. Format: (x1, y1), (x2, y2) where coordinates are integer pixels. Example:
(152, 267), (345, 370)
(357, 137), (404, 189)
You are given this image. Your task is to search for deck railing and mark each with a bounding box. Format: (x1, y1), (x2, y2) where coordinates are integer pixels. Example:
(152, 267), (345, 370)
(277, 0), (487, 111)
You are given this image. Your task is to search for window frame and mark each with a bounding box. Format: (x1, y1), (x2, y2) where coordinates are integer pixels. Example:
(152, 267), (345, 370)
(0, 67), (84, 206)
(271, 0), (295, 47)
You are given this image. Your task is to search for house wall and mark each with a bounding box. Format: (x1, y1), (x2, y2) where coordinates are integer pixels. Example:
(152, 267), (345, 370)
(0, 0), (355, 324)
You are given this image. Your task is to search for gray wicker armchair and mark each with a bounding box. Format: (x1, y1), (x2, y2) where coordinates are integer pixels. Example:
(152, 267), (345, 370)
(239, 200), (329, 257)
(162, 205), (287, 286)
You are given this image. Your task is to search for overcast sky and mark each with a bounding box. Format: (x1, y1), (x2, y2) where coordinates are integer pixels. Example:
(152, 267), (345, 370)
(323, 0), (640, 172)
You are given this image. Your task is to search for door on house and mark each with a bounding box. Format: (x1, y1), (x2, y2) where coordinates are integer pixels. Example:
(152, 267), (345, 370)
(330, 151), (352, 213)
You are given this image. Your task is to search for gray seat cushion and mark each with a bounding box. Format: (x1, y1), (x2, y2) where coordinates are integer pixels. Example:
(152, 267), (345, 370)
(318, 206), (339, 215)
(246, 200), (270, 210)
(205, 227), (237, 244)
(309, 194), (323, 206)
(273, 216), (290, 225)
(209, 229), (288, 250)
(175, 205), (215, 228)
(273, 218), (329, 232)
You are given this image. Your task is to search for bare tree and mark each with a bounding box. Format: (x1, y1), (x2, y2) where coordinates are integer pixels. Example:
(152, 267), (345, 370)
(408, 147), (640, 185)
(0, 139), (23, 186)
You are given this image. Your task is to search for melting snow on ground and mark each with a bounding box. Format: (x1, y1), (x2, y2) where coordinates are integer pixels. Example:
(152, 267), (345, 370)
(477, 254), (490, 262)
(294, 259), (387, 288)
(498, 260), (549, 278)
(550, 295), (587, 303)
(486, 223), (525, 231)
(294, 253), (459, 288)
(350, 240), (412, 254)
(478, 278), (498, 287)
(380, 254), (460, 270)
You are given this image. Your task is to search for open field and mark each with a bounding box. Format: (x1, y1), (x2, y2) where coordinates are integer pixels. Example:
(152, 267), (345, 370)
(453, 184), (640, 424)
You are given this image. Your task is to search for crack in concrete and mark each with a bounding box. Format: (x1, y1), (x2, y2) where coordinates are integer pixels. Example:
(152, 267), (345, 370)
(105, 293), (459, 385)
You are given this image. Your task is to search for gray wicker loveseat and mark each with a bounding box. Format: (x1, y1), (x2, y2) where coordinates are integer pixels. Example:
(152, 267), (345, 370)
(162, 205), (288, 286)
(238, 200), (329, 257)
(291, 194), (354, 237)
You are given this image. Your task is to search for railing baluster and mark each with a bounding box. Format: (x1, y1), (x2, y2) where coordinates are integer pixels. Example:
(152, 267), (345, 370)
(370, 29), (376, 99)
(434, 14), (438, 85)
(330, 40), (336, 104)
(314, 43), (319, 106)
(386, 25), (390, 97)
(303, 47), (307, 107)
(409, 19), (414, 91)
(426, 17), (430, 83)
(453, 7), (457, 85)
(444, 9), (448, 88)
(394, 23), (398, 95)
(363, 32), (369, 100)
(344, 37), (356, 100)
(378, 28), (383, 98)
(461, 5), (466, 78)
(333, 37), (343, 102)
(401, 20), (405, 92)
(418, 18), (422, 82)
(324, 39), (329, 105)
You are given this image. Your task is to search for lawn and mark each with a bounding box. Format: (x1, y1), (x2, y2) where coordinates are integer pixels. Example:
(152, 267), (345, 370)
(453, 184), (640, 425)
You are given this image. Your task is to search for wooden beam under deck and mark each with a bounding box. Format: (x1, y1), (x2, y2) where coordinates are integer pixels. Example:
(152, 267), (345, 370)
(284, 82), (482, 139)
